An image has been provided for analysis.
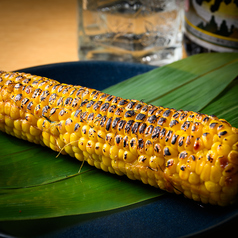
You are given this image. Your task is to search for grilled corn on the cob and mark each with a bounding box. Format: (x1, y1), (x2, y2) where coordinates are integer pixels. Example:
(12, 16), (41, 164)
(0, 71), (238, 206)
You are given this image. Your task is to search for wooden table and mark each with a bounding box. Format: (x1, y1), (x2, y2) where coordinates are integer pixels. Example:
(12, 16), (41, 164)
(0, 0), (78, 71)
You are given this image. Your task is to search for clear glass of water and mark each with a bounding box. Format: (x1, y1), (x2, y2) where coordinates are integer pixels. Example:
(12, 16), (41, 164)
(78, 0), (184, 66)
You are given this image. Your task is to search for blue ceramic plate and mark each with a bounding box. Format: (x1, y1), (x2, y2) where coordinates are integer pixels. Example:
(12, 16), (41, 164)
(1, 61), (238, 238)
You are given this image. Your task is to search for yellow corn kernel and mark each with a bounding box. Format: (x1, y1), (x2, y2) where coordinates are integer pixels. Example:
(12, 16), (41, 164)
(110, 145), (119, 159)
(102, 155), (111, 167)
(5, 116), (14, 128)
(205, 181), (221, 193)
(200, 163), (211, 181)
(29, 125), (41, 136)
(201, 132), (213, 150)
(75, 152), (84, 161)
(210, 165), (222, 183)
(69, 132), (80, 147)
(188, 172), (200, 185)
(78, 137), (87, 151)
(4, 101), (11, 115)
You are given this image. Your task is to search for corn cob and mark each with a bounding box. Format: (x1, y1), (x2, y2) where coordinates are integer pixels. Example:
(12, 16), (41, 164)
(0, 71), (238, 206)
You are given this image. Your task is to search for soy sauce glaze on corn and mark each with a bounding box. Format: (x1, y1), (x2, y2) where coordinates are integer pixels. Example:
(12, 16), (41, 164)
(0, 71), (238, 206)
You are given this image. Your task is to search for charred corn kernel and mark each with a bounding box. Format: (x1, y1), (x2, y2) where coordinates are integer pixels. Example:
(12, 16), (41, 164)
(86, 140), (95, 154)
(95, 142), (103, 155)
(179, 164), (190, 180)
(1, 71), (238, 206)
(78, 137), (87, 151)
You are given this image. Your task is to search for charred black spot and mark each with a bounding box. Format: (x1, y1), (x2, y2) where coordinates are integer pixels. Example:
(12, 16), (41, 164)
(32, 89), (42, 98)
(158, 117), (166, 126)
(100, 115), (107, 127)
(164, 147), (171, 156)
(178, 137), (185, 147)
(127, 101), (136, 109)
(106, 95), (114, 102)
(159, 128), (166, 138)
(80, 99), (89, 107)
(136, 113), (146, 121)
(49, 93), (57, 103)
(131, 122), (140, 134)
(112, 96), (120, 104)
(108, 105), (117, 113)
(209, 122), (218, 129)
(125, 120), (134, 133)
(170, 120), (179, 128)
(180, 112), (187, 120)
(21, 98), (29, 108)
(72, 98), (79, 108)
(115, 135), (122, 145)
(145, 125), (154, 136)
(99, 93), (108, 100)
(118, 99), (128, 106)
(27, 101), (33, 110)
(203, 132), (209, 137)
(180, 165), (186, 171)
(151, 126), (161, 139)
(181, 121), (191, 131)
(148, 106), (157, 115)
(22, 78), (31, 84)
(218, 131), (227, 137)
(57, 97), (64, 107)
(115, 107), (124, 116)
(135, 103), (142, 111)
(118, 120), (126, 131)
(202, 116), (210, 123)
(165, 130), (173, 142)
(57, 85), (64, 93)
(106, 117), (112, 131)
(86, 100), (95, 108)
(125, 110), (135, 118)
(138, 138), (144, 149)
(74, 109), (82, 118)
(130, 138), (136, 148)
(191, 155), (196, 161)
(171, 134), (178, 145)
(139, 123), (147, 134)
(112, 117), (120, 129)
(147, 115), (157, 124)
(163, 109), (171, 117)
(141, 105), (148, 113)
(100, 103), (110, 112)
(49, 108), (57, 116)
(179, 152), (188, 159)
(42, 105), (51, 116)
(87, 112), (94, 122)
(65, 97), (73, 106)
(172, 112), (179, 119)
(93, 101), (102, 110)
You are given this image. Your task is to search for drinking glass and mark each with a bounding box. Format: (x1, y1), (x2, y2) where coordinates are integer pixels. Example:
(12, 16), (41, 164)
(78, 0), (184, 66)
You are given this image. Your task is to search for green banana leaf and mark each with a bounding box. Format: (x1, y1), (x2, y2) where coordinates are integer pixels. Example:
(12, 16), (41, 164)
(0, 53), (238, 224)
